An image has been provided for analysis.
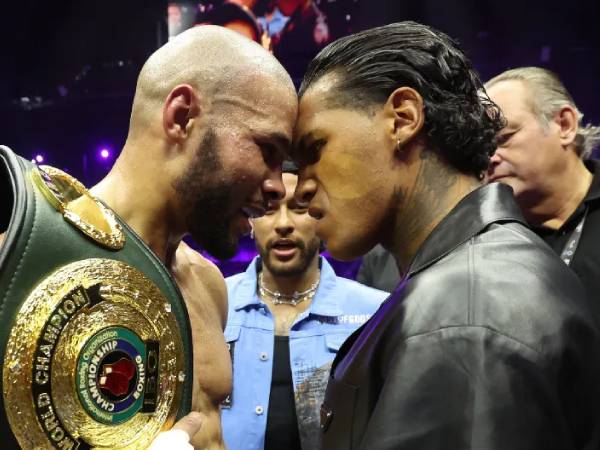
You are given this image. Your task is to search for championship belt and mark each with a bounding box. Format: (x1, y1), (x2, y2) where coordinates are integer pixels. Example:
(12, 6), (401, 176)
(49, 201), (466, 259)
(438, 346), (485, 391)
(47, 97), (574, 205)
(0, 146), (194, 449)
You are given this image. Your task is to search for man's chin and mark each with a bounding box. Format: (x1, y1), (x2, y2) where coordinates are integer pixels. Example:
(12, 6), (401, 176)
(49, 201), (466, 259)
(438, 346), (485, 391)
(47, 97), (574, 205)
(267, 263), (300, 277)
(265, 257), (308, 277)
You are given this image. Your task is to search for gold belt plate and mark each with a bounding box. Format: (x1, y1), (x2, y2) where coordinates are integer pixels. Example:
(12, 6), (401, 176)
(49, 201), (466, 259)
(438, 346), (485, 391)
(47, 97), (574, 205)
(31, 165), (125, 250)
(3, 258), (186, 449)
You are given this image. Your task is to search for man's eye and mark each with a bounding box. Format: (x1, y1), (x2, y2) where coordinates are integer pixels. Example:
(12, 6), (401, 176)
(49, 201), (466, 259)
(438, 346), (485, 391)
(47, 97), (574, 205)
(265, 199), (281, 214)
(261, 144), (283, 166)
(497, 131), (515, 146)
(310, 140), (325, 161)
(296, 139), (325, 166)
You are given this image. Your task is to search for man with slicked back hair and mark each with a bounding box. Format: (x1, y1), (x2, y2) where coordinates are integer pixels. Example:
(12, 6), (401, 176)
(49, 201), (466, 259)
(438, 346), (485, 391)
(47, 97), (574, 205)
(293, 22), (600, 450)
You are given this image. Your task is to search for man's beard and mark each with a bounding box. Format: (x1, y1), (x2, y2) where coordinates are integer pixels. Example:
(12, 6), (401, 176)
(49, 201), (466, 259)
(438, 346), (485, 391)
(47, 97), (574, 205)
(173, 129), (239, 260)
(257, 236), (320, 277)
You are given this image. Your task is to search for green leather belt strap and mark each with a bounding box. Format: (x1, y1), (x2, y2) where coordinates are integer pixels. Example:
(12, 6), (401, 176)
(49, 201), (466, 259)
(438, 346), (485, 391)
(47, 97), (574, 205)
(0, 146), (193, 448)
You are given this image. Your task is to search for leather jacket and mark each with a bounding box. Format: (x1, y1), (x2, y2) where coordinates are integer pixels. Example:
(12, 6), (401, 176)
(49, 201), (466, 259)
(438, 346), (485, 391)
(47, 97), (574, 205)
(320, 183), (600, 450)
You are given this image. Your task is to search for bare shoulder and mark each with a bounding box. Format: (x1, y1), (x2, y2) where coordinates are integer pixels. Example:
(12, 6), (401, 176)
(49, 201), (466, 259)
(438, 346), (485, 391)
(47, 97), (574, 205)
(175, 242), (223, 278)
(172, 241), (228, 327)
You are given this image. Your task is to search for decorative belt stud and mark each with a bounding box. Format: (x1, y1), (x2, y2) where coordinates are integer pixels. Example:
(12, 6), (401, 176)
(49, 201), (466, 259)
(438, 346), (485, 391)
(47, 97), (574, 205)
(31, 165), (125, 250)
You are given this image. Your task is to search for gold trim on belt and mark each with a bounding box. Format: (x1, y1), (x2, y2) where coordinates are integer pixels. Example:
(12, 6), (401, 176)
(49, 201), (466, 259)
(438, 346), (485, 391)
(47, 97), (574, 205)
(3, 258), (186, 449)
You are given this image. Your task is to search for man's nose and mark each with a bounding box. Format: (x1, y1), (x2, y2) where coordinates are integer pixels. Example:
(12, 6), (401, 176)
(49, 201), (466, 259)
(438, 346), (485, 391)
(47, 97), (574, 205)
(294, 172), (317, 208)
(489, 150), (502, 166)
(263, 168), (285, 202)
(274, 209), (294, 235)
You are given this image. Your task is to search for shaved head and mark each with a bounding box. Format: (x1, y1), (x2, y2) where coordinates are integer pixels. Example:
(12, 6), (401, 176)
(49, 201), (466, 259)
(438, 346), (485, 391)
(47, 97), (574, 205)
(104, 24), (297, 260)
(129, 25), (293, 138)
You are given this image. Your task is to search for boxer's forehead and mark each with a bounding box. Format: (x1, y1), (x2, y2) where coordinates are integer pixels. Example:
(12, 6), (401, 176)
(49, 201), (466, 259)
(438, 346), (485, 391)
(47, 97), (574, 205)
(292, 73), (347, 165)
(214, 70), (296, 141)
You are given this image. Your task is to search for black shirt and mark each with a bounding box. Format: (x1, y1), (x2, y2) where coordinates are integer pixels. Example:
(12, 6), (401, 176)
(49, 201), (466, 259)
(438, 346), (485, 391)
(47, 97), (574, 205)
(533, 159), (600, 321)
(264, 336), (302, 450)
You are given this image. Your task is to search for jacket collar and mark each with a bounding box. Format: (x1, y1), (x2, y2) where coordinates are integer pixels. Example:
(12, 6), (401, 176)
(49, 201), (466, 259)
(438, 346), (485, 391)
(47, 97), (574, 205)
(232, 258), (262, 310)
(408, 183), (526, 277)
(530, 159), (600, 234)
(309, 257), (343, 317)
(583, 159), (600, 203)
(233, 256), (343, 317)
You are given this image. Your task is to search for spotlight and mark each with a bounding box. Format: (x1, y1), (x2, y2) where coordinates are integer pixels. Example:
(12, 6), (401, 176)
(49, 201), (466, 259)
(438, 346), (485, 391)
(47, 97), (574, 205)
(35, 154), (44, 163)
(99, 148), (110, 159)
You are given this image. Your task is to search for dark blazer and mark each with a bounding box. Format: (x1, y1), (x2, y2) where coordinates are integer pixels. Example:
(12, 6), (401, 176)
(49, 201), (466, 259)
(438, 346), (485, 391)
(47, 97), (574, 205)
(320, 183), (600, 450)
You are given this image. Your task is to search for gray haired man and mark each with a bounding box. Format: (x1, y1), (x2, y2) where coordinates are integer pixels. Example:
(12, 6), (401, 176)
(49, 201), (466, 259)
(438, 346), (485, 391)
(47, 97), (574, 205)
(486, 67), (600, 319)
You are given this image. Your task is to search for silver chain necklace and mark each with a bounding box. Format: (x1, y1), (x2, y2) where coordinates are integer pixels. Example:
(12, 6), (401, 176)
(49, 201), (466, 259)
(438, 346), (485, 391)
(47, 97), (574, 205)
(258, 272), (320, 306)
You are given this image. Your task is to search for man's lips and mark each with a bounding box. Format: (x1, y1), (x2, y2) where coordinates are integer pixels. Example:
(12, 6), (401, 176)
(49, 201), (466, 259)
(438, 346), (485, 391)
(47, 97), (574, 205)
(269, 238), (300, 259)
(487, 173), (509, 182)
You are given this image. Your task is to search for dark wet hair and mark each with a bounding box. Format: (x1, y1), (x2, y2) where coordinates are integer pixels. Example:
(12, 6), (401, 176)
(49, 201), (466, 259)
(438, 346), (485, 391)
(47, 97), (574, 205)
(299, 21), (504, 176)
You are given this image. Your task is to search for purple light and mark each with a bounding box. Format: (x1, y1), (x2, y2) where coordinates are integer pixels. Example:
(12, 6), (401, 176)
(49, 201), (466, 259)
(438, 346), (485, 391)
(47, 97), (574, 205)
(100, 148), (110, 159)
(35, 154), (44, 163)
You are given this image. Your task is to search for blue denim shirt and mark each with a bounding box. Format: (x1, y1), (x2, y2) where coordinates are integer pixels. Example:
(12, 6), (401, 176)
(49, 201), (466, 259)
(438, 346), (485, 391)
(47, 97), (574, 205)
(221, 257), (388, 450)
(257, 7), (290, 36)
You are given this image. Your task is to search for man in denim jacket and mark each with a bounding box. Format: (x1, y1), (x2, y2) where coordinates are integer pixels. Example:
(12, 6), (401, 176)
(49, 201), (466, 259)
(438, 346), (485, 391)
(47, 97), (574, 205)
(221, 163), (386, 450)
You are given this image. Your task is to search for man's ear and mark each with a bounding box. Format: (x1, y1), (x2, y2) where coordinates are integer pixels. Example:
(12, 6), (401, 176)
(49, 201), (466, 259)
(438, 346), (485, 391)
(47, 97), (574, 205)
(384, 87), (425, 158)
(554, 105), (578, 148)
(163, 84), (200, 142)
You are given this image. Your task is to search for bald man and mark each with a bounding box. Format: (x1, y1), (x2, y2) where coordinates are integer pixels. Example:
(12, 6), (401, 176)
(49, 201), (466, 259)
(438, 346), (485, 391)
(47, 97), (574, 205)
(90, 26), (297, 449)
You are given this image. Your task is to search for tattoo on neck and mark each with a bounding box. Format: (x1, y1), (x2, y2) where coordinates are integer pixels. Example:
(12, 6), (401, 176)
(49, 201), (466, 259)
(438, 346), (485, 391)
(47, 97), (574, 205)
(394, 150), (459, 268)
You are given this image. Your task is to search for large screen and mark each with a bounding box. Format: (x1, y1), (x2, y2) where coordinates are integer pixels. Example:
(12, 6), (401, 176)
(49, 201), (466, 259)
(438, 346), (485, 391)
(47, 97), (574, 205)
(167, 0), (350, 85)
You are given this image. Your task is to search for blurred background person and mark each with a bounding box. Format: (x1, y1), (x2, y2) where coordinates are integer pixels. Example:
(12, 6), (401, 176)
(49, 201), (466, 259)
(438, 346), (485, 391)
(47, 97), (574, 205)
(269, 0), (331, 84)
(197, 1), (262, 43)
(5, 0), (599, 293)
(221, 162), (386, 450)
(254, 0), (290, 40)
(486, 67), (600, 319)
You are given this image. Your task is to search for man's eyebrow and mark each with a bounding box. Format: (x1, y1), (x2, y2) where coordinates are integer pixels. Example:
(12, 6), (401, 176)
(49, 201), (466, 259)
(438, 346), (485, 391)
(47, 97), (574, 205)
(256, 132), (291, 150)
(296, 131), (318, 150)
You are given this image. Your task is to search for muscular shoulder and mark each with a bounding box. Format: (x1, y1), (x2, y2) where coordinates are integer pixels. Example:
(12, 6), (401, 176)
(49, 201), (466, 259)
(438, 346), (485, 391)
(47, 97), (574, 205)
(172, 241), (228, 328)
(175, 242), (223, 276)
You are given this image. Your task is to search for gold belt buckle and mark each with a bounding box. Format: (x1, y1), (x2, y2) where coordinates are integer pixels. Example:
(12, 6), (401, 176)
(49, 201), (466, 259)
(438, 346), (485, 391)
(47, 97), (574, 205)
(3, 259), (186, 449)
